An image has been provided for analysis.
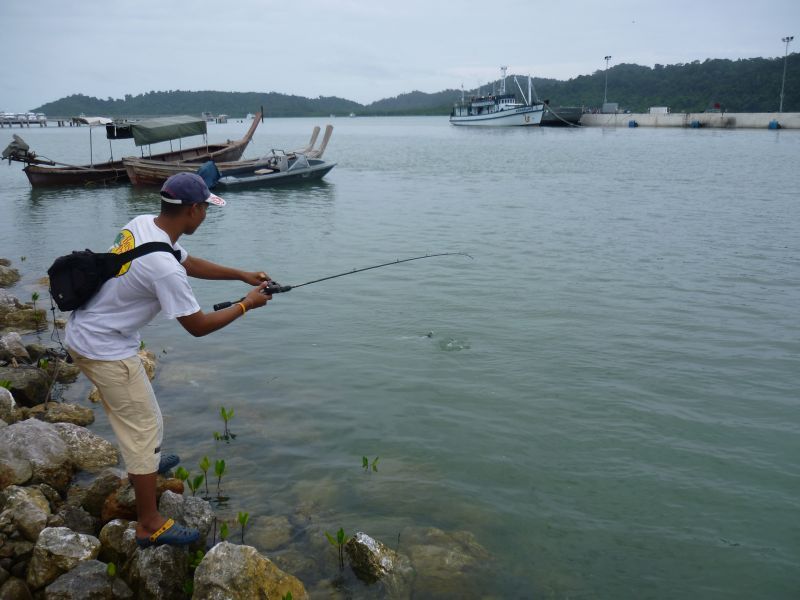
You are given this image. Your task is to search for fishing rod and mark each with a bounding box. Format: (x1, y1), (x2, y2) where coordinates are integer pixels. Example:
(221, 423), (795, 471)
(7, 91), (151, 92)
(213, 252), (473, 311)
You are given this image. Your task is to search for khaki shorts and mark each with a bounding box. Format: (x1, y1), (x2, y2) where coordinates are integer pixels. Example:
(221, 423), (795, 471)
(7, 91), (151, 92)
(68, 349), (163, 475)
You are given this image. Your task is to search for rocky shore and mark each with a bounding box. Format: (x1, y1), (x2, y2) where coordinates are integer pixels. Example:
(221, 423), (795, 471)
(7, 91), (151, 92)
(0, 258), (492, 599)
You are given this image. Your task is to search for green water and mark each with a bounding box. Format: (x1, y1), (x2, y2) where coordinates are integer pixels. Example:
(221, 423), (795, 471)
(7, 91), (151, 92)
(2, 118), (799, 598)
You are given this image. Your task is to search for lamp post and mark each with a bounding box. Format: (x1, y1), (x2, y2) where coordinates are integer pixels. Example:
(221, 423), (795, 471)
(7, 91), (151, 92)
(779, 36), (794, 113)
(603, 55), (612, 106)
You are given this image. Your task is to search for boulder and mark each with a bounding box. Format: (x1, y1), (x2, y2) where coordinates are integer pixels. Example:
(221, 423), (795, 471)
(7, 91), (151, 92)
(158, 491), (214, 547)
(30, 403), (95, 427)
(0, 333), (29, 362)
(0, 306), (46, 331)
(0, 260), (10, 268)
(52, 422), (118, 472)
(0, 389), (17, 425)
(43, 559), (134, 599)
(54, 505), (97, 537)
(0, 458), (31, 491)
(345, 531), (413, 588)
(26, 527), (101, 590)
(0, 267), (20, 289)
(81, 470), (124, 519)
(101, 478), (183, 524)
(0, 419), (74, 492)
(0, 485), (51, 542)
(0, 577), (32, 600)
(0, 538), (34, 563)
(98, 519), (137, 569)
(192, 541), (308, 600)
(45, 360), (81, 385)
(126, 544), (188, 600)
(0, 367), (49, 408)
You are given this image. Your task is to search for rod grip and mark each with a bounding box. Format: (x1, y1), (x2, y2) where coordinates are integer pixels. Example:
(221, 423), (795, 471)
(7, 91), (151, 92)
(212, 282), (292, 311)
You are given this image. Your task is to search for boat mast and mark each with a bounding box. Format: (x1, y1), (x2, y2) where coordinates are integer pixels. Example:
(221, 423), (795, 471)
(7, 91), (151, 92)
(500, 66), (508, 95)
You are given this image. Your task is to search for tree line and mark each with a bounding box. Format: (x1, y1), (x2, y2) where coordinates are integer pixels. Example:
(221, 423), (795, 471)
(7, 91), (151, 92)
(33, 54), (798, 117)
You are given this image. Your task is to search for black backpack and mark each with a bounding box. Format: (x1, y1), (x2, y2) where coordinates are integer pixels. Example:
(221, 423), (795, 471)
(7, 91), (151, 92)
(48, 242), (181, 311)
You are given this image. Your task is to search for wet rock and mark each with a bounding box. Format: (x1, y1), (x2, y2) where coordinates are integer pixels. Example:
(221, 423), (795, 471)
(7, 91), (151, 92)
(54, 506), (97, 537)
(81, 470), (124, 519)
(29, 402), (95, 427)
(101, 478), (183, 524)
(0, 333), (29, 362)
(0, 576), (33, 600)
(0, 566), (8, 587)
(0, 267), (20, 289)
(0, 260), (10, 268)
(249, 514), (293, 552)
(0, 539), (34, 563)
(52, 422), (118, 472)
(192, 541), (308, 600)
(26, 527), (101, 590)
(45, 360), (81, 385)
(0, 485), (51, 542)
(0, 366), (49, 407)
(0, 306), (46, 331)
(158, 490), (214, 547)
(43, 559), (134, 599)
(0, 419), (74, 492)
(0, 389), (16, 424)
(346, 531), (413, 588)
(0, 458), (31, 492)
(97, 519), (137, 569)
(126, 544), (188, 600)
(38, 483), (63, 512)
(24, 344), (48, 362)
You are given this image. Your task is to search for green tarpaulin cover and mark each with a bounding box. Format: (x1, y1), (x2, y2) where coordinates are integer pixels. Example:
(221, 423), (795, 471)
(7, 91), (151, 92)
(105, 116), (207, 146)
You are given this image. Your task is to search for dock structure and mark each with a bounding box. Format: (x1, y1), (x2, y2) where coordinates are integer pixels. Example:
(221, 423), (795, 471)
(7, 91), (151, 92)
(0, 113), (48, 128)
(580, 111), (800, 129)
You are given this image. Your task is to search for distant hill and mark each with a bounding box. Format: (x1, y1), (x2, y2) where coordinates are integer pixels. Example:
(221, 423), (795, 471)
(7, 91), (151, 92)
(33, 54), (798, 117)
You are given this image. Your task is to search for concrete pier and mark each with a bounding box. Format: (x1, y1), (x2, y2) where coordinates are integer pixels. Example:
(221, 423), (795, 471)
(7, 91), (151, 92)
(580, 111), (800, 129)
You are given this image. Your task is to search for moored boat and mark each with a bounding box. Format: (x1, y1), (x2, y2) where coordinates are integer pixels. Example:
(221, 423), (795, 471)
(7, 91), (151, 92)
(540, 104), (583, 126)
(122, 113), (261, 185)
(215, 152), (335, 188)
(450, 67), (544, 126)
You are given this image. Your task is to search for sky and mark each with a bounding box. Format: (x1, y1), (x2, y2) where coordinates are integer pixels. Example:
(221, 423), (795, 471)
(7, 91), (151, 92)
(1, 0), (798, 111)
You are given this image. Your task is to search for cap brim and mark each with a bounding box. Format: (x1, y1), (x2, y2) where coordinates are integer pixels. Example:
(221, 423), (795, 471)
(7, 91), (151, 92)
(207, 192), (226, 207)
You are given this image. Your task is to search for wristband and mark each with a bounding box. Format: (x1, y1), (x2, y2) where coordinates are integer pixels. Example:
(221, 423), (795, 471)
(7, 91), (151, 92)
(237, 302), (247, 316)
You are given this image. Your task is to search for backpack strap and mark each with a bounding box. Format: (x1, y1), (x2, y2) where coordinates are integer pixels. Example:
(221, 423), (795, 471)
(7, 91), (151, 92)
(113, 242), (181, 265)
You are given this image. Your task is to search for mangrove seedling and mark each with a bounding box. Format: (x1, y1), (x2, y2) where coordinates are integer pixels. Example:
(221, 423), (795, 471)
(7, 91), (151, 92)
(220, 521), (229, 541)
(325, 527), (350, 570)
(214, 459), (226, 497)
(199, 456), (211, 497)
(237, 511), (250, 544)
(188, 474), (204, 497)
(175, 466), (189, 482)
(282, 593), (293, 600)
(106, 562), (116, 578)
(362, 456), (379, 472)
(139, 340), (146, 351)
(218, 406), (236, 442)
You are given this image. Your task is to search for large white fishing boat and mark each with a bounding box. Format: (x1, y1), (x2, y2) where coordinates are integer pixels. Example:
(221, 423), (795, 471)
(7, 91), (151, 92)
(450, 66), (544, 126)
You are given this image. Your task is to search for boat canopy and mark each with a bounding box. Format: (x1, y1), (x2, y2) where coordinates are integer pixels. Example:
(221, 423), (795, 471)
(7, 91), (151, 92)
(105, 116), (207, 146)
(75, 116), (113, 126)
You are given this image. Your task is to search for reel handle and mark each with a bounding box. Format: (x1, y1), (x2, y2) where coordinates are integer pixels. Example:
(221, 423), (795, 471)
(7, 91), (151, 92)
(212, 281), (292, 311)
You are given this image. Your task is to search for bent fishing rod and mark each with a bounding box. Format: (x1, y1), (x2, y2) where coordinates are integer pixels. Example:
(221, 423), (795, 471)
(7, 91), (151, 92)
(213, 252), (473, 311)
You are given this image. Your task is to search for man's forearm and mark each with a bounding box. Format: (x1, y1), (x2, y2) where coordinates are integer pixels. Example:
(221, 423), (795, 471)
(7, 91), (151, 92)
(183, 256), (244, 281)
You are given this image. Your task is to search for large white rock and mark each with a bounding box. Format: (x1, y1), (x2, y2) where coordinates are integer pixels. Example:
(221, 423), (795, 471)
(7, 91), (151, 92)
(26, 527), (101, 590)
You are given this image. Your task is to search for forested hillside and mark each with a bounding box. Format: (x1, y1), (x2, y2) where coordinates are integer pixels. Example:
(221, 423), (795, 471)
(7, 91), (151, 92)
(34, 54), (798, 117)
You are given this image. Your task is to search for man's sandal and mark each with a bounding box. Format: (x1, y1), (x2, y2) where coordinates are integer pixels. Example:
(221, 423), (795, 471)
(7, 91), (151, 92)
(158, 453), (180, 475)
(135, 518), (200, 548)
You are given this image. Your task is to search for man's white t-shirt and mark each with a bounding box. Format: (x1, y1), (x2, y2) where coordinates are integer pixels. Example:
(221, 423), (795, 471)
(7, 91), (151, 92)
(65, 215), (200, 360)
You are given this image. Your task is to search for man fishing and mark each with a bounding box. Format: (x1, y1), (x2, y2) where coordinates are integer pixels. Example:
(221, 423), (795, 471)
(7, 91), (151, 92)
(66, 172), (271, 547)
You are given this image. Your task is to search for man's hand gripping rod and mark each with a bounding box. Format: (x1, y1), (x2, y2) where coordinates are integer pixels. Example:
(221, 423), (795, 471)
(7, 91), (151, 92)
(212, 252), (473, 311)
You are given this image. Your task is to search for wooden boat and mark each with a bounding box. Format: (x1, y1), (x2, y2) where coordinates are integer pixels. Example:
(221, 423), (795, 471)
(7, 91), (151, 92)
(2, 113), (260, 187)
(122, 122), (331, 186)
(123, 113), (262, 186)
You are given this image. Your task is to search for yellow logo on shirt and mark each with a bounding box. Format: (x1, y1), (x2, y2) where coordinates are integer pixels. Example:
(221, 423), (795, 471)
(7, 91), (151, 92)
(111, 229), (135, 276)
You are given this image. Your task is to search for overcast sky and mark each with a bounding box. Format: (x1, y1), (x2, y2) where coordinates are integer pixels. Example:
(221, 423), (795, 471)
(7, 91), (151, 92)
(1, 0), (797, 110)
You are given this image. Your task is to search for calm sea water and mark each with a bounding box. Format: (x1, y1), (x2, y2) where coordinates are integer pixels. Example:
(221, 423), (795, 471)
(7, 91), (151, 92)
(1, 118), (798, 598)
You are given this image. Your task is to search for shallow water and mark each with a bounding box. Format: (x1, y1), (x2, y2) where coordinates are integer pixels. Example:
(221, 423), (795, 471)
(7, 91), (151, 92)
(2, 117), (799, 598)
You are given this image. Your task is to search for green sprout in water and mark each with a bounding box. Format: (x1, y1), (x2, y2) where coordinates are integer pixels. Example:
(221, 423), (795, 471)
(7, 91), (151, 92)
(220, 521), (229, 541)
(214, 459), (226, 497)
(139, 340), (146, 351)
(238, 511), (250, 544)
(325, 527), (350, 570)
(218, 406), (236, 442)
(175, 466), (189, 482)
(362, 456), (379, 472)
(199, 456), (211, 497)
(188, 474), (204, 497)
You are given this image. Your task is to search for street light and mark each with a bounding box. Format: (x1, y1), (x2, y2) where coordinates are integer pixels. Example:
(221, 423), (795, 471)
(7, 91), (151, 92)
(603, 55), (612, 105)
(779, 36), (794, 113)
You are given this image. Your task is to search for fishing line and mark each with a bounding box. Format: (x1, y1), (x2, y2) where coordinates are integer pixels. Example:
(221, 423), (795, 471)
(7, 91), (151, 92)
(213, 252), (473, 311)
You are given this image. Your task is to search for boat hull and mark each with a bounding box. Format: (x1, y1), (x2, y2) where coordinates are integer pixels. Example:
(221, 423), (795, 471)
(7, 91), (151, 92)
(23, 162), (129, 187)
(450, 105), (544, 126)
(541, 106), (583, 126)
(217, 162), (336, 188)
